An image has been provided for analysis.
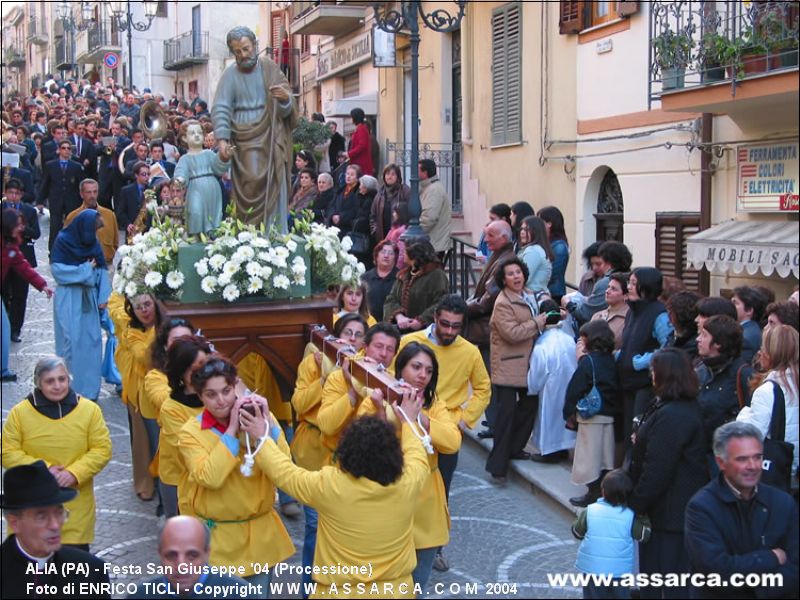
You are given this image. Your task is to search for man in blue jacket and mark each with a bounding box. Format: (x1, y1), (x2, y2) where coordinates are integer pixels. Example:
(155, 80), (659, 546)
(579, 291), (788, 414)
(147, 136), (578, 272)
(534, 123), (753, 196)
(685, 421), (798, 599)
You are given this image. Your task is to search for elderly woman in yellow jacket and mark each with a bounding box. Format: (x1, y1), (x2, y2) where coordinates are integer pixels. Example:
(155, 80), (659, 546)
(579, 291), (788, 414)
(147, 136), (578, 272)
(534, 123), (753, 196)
(292, 313), (368, 591)
(356, 342), (459, 591)
(178, 355), (295, 588)
(258, 396), (430, 598)
(2, 356), (112, 550)
(109, 291), (166, 502)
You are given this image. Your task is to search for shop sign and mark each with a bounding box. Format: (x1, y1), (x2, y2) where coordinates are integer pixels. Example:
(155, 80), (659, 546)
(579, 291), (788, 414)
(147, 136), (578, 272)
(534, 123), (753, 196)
(737, 142), (799, 213)
(317, 31), (372, 81)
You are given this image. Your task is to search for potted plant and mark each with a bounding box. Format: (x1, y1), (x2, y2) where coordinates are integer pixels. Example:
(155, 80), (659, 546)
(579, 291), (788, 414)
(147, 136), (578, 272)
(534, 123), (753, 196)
(652, 27), (695, 90)
(736, 24), (769, 76)
(700, 30), (732, 82)
(759, 5), (799, 69)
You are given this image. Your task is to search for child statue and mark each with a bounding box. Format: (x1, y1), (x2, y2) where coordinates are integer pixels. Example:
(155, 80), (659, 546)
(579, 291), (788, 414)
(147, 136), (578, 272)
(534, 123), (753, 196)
(174, 120), (230, 235)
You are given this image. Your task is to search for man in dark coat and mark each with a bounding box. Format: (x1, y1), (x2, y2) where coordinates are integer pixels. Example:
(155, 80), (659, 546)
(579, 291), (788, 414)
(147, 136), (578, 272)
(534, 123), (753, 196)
(96, 120), (131, 212)
(1, 178), (41, 342)
(37, 139), (84, 252)
(1, 461), (111, 599)
(40, 124), (68, 165)
(327, 121), (346, 173)
(117, 161), (150, 244)
(70, 119), (97, 180)
(685, 421), (798, 599)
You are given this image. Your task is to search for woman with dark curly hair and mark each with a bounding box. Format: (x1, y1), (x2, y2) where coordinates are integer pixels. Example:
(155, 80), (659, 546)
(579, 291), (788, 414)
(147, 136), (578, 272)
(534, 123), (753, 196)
(665, 290), (702, 360)
(258, 389), (430, 596)
(383, 239), (450, 333)
(370, 163), (410, 244)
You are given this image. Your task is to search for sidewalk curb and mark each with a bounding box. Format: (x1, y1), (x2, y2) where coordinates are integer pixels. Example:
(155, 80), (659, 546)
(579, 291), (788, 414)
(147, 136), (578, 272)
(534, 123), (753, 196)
(463, 428), (586, 517)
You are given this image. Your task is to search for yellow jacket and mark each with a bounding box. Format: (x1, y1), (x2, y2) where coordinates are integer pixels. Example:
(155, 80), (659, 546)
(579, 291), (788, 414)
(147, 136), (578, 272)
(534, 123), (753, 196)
(316, 369), (359, 458)
(2, 396), (112, 544)
(158, 397), (202, 486)
(398, 331), (491, 428)
(144, 369), (171, 420)
(357, 399), (459, 549)
(64, 205), (119, 265)
(237, 352), (291, 421)
(257, 425), (429, 598)
(178, 413), (295, 576)
(333, 311), (377, 328)
(290, 352), (328, 471)
(109, 293), (156, 414)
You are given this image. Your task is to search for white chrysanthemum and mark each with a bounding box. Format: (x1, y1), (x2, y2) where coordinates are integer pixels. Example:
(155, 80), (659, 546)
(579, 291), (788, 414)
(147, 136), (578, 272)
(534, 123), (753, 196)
(166, 271), (185, 290)
(246, 262), (262, 278)
(217, 272), (232, 286)
(341, 265), (353, 282)
(247, 277), (263, 294)
(222, 236), (240, 248)
(200, 276), (218, 294)
(124, 281), (139, 298)
(252, 237), (269, 248)
(273, 274), (290, 290)
(258, 251), (271, 262)
(291, 262), (306, 277)
(142, 250), (159, 266)
(293, 255), (304, 266)
(325, 252), (338, 265)
(261, 266), (272, 279)
(237, 231), (254, 243)
(237, 246), (255, 260)
(144, 271), (163, 288)
(209, 254), (226, 271)
(286, 239), (297, 253)
(223, 261), (239, 275)
(341, 236), (353, 252)
(195, 259), (209, 277)
(356, 262), (366, 277)
(120, 256), (132, 270)
(117, 245), (131, 258)
(222, 284), (240, 302)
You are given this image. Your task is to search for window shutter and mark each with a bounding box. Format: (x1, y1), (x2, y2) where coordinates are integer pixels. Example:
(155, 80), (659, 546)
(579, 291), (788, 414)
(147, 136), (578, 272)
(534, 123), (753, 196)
(271, 12), (283, 47)
(559, 0), (584, 34)
(655, 212), (702, 292)
(618, 1), (640, 18)
(491, 3), (522, 146)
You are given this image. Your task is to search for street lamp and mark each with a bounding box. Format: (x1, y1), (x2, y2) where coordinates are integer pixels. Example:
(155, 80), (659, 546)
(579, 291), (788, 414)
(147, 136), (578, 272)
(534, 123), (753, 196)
(56, 1), (94, 75)
(107, 0), (158, 91)
(372, 1), (466, 241)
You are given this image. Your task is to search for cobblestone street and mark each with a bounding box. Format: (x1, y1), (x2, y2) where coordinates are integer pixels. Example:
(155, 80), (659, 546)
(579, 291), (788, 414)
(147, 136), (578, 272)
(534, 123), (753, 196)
(2, 234), (580, 599)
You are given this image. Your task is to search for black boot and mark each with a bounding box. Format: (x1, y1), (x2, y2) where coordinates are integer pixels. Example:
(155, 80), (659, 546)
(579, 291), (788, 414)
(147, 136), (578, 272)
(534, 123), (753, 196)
(569, 477), (602, 507)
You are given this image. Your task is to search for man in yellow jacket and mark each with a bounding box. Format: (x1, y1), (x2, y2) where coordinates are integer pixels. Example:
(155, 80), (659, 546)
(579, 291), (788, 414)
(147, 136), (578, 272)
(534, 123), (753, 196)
(62, 178), (118, 265)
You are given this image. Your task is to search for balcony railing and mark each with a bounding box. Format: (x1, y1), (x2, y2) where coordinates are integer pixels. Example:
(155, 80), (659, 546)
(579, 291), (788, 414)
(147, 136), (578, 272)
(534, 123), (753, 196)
(27, 17), (48, 45)
(266, 47), (301, 94)
(649, 0), (799, 103)
(55, 37), (73, 70)
(76, 19), (121, 62)
(163, 31), (209, 70)
(4, 45), (26, 68)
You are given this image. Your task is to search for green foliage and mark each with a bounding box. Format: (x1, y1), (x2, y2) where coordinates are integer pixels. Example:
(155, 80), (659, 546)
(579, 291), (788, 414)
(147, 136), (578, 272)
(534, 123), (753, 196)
(292, 118), (332, 149)
(652, 27), (695, 70)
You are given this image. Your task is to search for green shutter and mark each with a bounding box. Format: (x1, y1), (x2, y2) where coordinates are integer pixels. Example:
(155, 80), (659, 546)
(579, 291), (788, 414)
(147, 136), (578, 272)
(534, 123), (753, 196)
(491, 2), (522, 146)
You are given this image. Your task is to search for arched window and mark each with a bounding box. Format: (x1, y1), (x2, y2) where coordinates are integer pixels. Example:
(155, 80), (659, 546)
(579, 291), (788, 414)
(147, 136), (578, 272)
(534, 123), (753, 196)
(594, 169), (624, 242)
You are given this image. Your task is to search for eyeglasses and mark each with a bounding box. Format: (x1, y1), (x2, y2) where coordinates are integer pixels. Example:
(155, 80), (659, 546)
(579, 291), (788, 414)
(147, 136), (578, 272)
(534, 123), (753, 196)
(23, 507), (70, 526)
(437, 319), (463, 331)
(134, 301), (154, 311)
(340, 329), (365, 339)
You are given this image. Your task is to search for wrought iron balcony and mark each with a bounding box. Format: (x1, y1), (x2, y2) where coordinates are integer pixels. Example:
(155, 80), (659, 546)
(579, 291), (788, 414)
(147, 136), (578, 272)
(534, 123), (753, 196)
(266, 47), (301, 94)
(27, 17), (49, 45)
(290, 0), (365, 36)
(649, 0), (799, 103)
(55, 37), (73, 71)
(4, 45), (26, 68)
(75, 20), (121, 63)
(163, 31), (209, 70)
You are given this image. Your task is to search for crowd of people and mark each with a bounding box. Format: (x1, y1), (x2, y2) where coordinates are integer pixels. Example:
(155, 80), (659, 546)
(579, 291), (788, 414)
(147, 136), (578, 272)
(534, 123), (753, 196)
(2, 75), (799, 599)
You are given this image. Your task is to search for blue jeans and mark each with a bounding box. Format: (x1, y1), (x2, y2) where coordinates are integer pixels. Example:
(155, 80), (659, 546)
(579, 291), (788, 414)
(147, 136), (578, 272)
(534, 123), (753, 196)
(244, 570), (272, 599)
(278, 423), (297, 507)
(1, 302), (11, 376)
(302, 505), (318, 597)
(412, 547), (437, 591)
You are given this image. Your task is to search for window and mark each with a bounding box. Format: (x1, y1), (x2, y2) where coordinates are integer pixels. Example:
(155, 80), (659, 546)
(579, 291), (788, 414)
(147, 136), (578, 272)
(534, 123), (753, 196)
(156, 1), (168, 18)
(301, 35), (311, 57)
(559, 1), (639, 34)
(491, 2), (522, 146)
(188, 80), (198, 98)
(271, 12), (283, 47)
(655, 212), (702, 293)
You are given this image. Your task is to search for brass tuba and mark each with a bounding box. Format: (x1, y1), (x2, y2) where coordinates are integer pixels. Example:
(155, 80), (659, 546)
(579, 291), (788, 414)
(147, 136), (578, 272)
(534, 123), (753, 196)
(118, 100), (168, 175)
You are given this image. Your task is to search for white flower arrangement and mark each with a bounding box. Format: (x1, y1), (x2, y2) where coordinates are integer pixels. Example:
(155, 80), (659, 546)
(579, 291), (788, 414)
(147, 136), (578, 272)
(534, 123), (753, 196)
(300, 220), (365, 289)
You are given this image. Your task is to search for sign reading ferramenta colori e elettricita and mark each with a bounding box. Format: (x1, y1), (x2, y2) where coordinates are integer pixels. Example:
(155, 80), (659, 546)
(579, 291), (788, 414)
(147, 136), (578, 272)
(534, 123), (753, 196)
(737, 142), (799, 213)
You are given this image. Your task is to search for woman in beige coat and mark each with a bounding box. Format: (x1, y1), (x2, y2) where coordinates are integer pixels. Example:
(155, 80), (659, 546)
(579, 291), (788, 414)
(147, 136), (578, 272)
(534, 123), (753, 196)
(486, 257), (548, 483)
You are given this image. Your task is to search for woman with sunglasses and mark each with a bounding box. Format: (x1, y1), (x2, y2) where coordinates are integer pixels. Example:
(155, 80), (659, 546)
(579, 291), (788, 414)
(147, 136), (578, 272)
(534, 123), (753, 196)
(178, 356), (294, 590)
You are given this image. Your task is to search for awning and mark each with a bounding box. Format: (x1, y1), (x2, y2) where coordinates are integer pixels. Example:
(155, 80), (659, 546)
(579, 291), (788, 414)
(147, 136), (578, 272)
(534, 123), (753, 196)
(687, 220), (799, 279)
(322, 93), (378, 118)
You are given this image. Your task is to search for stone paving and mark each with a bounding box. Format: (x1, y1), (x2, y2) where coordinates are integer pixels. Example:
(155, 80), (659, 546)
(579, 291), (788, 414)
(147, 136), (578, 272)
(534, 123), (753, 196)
(2, 233), (581, 598)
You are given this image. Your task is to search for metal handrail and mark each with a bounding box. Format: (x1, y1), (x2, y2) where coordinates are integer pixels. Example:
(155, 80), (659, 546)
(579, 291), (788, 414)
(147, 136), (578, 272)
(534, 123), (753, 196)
(447, 236), (481, 299)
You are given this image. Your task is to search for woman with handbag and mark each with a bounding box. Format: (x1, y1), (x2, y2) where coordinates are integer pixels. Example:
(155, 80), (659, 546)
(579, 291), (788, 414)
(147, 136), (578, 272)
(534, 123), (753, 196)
(563, 320), (621, 507)
(486, 258), (548, 483)
(628, 348), (708, 599)
(737, 324), (798, 491)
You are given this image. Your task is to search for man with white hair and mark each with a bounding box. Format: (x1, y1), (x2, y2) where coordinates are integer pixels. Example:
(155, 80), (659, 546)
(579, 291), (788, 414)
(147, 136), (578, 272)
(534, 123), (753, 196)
(685, 421), (798, 598)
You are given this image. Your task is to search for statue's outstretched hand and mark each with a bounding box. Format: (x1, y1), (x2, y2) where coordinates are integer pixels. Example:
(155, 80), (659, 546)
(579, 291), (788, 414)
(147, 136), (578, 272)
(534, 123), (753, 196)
(218, 140), (231, 162)
(270, 84), (290, 103)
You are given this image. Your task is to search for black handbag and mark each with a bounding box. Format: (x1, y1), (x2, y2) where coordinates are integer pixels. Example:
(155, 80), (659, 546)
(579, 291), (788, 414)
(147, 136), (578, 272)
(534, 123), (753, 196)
(576, 355), (603, 419)
(760, 382), (794, 492)
(345, 231), (370, 255)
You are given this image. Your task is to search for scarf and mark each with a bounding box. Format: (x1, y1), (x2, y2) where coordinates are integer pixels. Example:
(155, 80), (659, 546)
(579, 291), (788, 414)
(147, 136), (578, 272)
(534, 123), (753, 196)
(51, 209), (106, 268)
(398, 261), (441, 316)
(171, 388), (204, 409)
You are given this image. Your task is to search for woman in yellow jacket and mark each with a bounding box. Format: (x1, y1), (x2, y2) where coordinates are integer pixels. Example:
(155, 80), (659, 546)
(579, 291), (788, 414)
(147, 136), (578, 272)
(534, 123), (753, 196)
(333, 282), (377, 327)
(109, 291), (166, 501)
(2, 356), (112, 550)
(258, 395), (430, 599)
(356, 342), (459, 590)
(292, 313), (368, 590)
(178, 355), (294, 588)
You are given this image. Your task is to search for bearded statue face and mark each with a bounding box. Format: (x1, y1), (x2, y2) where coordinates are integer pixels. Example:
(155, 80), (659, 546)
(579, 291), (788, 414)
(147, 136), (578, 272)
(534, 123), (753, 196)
(229, 36), (258, 72)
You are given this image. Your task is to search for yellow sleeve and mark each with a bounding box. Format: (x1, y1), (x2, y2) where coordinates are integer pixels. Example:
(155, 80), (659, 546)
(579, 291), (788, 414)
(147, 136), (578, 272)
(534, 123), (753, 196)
(270, 411), (292, 458)
(1, 407), (41, 467)
(316, 370), (357, 436)
(65, 402), (112, 485)
(144, 370), (172, 422)
(178, 425), (240, 490)
(400, 424), (430, 492)
(108, 292), (128, 332)
(161, 402), (191, 438)
(461, 349), (491, 428)
(127, 328), (152, 370)
(256, 438), (328, 508)
(427, 402), (462, 455)
(291, 354), (324, 417)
